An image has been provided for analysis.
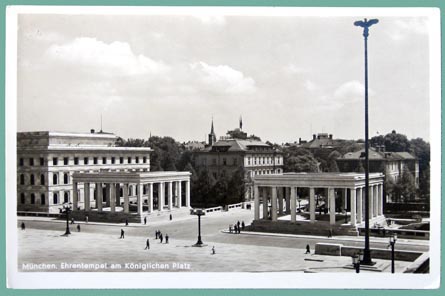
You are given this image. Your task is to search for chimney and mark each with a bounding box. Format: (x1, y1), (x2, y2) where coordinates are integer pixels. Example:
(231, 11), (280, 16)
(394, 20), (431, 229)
(90, 129), (95, 134)
(313, 134), (316, 140)
(329, 134), (333, 139)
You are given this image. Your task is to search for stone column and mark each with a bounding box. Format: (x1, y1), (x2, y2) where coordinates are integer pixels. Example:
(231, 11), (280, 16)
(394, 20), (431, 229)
(72, 182), (78, 211)
(168, 182), (173, 210)
(285, 187), (290, 214)
(343, 188), (348, 211)
(271, 186), (277, 221)
(278, 187), (284, 215)
(123, 183), (129, 213)
(378, 183), (383, 215)
(149, 183), (153, 213)
(309, 187), (315, 222)
(115, 183), (121, 207)
(357, 187), (363, 223)
(158, 182), (164, 211)
(110, 183), (116, 213)
(369, 185), (374, 218)
(290, 186), (296, 223)
(105, 183), (111, 207)
(254, 185), (260, 220)
(96, 183), (103, 212)
(262, 187), (268, 219)
(178, 181), (182, 208)
(84, 182), (90, 211)
(185, 180), (190, 207)
(137, 183), (143, 215)
(329, 188), (336, 225)
(350, 188), (356, 226)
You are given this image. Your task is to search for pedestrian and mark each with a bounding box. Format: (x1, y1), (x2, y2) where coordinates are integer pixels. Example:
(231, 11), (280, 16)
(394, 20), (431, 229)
(165, 234), (169, 244)
(77, 224), (81, 232)
(212, 246), (216, 255)
(160, 233), (163, 243)
(144, 216), (147, 225)
(85, 215), (89, 224)
(238, 226), (241, 234)
(125, 219), (129, 226)
(328, 229), (333, 238)
(229, 225), (232, 233)
(120, 229), (125, 239)
(71, 218), (75, 224)
(237, 220), (240, 229)
(241, 221), (245, 230)
(155, 230), (159, 239)
(169, 214), (172, 221)
(21, 222), (25, 230)
(305, 244), (311, 254)
(145, 238), (150, 250)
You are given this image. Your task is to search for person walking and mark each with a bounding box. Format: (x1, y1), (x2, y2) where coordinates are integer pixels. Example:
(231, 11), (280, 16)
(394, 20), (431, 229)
(120, 229), (125, 239)
(159, 233), (163, 243)
(328, 229), (333, 238)
(169, 214), (172, 221)
(237, 220), (241, 230)
(305, 244), (311, 254)
(125, 219), (129, 226)
(21, 222), (25, 230)
(165, 234), (169, 244)
(145, 238), (150, 250)
(211, 246), (216, 255)
(229, 225), (232, 233)
(241, 221), (245, 230)
(144, 217), (147, 225)
(85, 215), (89, 224)
(77, 224), (81, 232)
(155, 230), (159, 239)
(71, 218), (75, 224)
(233, 224), (237, 234)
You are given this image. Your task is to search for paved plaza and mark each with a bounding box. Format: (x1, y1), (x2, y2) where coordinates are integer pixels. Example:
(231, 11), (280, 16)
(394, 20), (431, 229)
(17, 209), (425, 273)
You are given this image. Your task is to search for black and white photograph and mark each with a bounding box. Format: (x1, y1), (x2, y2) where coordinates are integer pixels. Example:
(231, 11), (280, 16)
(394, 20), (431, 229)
(5, 6), (441, 289)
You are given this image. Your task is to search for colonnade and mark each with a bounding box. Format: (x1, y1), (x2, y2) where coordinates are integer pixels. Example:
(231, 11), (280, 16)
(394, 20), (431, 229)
(254, 183), (384, 226)
(72, 180), (191, 215)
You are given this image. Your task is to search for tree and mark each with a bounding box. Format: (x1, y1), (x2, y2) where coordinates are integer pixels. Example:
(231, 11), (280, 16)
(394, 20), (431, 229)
(285, 155), (319, 172)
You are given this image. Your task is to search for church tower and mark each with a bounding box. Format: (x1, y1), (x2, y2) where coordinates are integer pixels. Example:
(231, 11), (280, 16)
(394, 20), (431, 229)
(208, 118), (216, 146)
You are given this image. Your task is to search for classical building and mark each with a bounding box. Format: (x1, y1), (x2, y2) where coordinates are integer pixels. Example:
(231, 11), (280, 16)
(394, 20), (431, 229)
(17, 131), (191, 221)
(336, 147), (419, 188)
(193, 120), (284, 200)
(299, 133), (347, 158)
(250, 172), (385, 236)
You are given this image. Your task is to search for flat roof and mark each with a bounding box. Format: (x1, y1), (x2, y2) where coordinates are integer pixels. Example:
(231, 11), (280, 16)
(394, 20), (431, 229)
(73, 171), (191, 183)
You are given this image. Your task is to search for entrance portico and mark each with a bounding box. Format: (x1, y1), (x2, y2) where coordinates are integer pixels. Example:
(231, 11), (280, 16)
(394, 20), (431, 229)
(72, 171), (191, 223)
(252, 172), (384, 235)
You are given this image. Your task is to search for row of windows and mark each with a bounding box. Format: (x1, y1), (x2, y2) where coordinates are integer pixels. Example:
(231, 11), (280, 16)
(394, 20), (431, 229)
(19, 173), (70, 186)
(19, 192), (70, 205)
(250, 169), (281, 177)
(19, 156), (148, 167)
(247, 156), (282, 166)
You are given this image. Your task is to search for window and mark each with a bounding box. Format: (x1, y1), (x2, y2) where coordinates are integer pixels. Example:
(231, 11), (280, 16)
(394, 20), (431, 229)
(40, 157), (45, 166)
(223, 158), (227, 166)
(127, 157), (131, 164)
(93, 157), (98, 165)
(136, 157), (139, 163)
(84, 157), (89, 165)
(119, 157), (124, 164)
(19, 158), (24, 166)
(53, 173), (58, 185)
(74, 157), (79, 165)
(102, 157), (107, 164)
(63, 173), (69, 184)
(53, 157), (58, 165)
(30, 174), (35, 185)
(20, 193), (25, 204)
(143, 157), (147, 163)
(40, 174), (45, 185)
(40, 194), (45, 205)
(29, 158), (34, 166)
(53, 193), (58, 205)
(111, 157), (115, 164)
(248, 157), (251, 165)
(64, 192), (69, 203)
(63, 157), (69, 165)
(20, 174), (25, 185)
(31, 194), (35, 204)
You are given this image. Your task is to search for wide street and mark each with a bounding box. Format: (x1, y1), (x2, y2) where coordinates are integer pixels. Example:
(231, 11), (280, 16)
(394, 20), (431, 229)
(17, 208), (427, 272)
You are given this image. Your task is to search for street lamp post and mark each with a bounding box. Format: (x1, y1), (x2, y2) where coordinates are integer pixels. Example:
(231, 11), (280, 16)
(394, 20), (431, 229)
(61, 202), (72, 236)
(354, 17), (379, 265)
(389, 233), (397, 273)
(191, 209), (206, 246)
(352, 251), (364, 273)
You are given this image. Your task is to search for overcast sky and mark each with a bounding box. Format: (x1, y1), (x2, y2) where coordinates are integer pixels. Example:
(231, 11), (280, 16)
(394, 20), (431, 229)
(16, 10), (432, 143)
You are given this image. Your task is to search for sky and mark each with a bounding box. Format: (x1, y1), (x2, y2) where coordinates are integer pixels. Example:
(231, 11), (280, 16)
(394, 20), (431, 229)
(16, 9), (433, 144)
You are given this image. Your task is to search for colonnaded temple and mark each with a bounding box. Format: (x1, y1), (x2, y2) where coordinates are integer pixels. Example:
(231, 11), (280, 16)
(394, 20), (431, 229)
(250, 172), (385, 236)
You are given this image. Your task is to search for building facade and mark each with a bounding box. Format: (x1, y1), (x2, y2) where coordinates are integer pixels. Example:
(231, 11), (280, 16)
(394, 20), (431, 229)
(17, 131), (152, 213)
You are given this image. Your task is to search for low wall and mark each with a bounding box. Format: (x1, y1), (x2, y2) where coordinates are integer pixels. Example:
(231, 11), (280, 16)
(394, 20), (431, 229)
(71, 211), (141, 223)
(403, 252), (430, 273)
(248, 220), (358, 236)
(358, 227), (429, 240)
(315, 243), (422, 262)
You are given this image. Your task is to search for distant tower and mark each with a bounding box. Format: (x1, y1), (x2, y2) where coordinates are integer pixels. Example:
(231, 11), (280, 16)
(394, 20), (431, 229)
(208, 118), (217, 146)
(239, 115), (243, 130)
